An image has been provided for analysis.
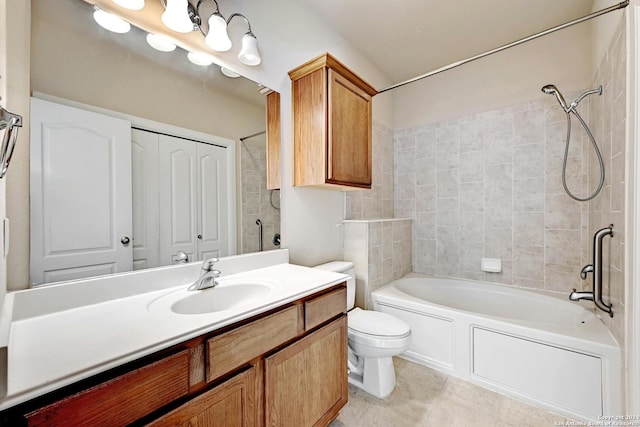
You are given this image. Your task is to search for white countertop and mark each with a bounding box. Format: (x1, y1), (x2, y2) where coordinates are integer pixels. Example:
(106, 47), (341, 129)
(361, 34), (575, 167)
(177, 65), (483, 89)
(0, 250), (347, 410)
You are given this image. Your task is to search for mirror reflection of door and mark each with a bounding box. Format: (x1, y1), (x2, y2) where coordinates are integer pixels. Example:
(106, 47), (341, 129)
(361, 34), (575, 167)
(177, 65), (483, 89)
(30, 97), (133, 286)
(30, 98), (231, 286)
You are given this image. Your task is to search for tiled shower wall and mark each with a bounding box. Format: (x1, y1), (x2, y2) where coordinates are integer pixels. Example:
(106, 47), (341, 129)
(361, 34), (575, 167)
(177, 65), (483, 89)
(588, 16), (626, 345)
(240, 137), (281, 253)
(344, 219), (412, 308)
(394, 95), (594, 294)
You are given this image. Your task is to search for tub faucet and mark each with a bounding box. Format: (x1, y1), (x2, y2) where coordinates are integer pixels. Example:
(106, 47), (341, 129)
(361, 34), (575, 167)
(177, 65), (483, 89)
(569, 289), (594, 302)
(579, 264), (594, 280)
(570, 262), (594, 301)
(190, 258), (221, 291)
(569, 225), (614, 317)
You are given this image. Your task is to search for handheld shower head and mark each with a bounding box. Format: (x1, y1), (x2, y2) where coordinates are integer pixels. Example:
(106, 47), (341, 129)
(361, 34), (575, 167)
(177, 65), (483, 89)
(541, 84), (569, 112)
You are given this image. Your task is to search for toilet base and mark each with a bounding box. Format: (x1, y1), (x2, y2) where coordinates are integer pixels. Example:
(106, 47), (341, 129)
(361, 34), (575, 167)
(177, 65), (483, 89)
(348, 355), (396, 399)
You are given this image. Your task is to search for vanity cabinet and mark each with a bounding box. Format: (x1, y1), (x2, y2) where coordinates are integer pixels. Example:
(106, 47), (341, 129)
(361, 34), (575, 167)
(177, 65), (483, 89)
(265, 317), (347, 427)
(148, 366), (258, 427)
(6, 283), (347, 427)
(289, 53), (378, 190)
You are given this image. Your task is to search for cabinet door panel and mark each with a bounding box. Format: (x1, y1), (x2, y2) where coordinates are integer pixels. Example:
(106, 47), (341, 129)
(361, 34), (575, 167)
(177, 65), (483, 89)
(265, 316), (347, 427)
(149, 367), (256, 427)
(327, 69), (372, 187)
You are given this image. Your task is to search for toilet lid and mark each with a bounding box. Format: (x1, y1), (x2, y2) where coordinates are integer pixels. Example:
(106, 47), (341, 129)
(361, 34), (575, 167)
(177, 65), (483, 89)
(348, 308), (411, 337)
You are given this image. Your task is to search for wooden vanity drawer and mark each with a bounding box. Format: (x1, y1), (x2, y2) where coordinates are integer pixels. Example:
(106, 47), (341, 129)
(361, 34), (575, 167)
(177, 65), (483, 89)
(206, 305), (301, 382)
(304, 285), (347, 331)
(25, 350), (190, 427)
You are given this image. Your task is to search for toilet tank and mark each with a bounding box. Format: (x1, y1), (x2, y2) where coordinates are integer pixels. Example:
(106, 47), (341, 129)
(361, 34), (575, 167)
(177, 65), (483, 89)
(313, 261), (356, 310)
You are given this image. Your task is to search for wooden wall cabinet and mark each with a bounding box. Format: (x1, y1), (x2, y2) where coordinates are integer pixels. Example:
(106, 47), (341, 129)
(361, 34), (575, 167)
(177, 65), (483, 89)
(7, 284), (347, 427)
(289, 53), (378, 190)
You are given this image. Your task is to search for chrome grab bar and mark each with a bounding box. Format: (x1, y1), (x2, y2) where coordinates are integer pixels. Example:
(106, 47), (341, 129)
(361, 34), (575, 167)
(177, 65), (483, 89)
(0, 106), (23, 179)
(570, 224), (614, 317)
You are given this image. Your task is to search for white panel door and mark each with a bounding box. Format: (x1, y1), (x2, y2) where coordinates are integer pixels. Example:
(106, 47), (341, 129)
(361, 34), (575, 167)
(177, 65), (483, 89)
(159, 135), (197, 264)
(131, 129), (160, 270)
(197, 142), (229, 260)
(30, 97), (132, 286)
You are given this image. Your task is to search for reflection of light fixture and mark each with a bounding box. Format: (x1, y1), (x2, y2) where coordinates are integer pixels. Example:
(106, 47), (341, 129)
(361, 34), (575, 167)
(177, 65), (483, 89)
(162, 0), (196, 33)
(146, 33), (177, 52)
(187, 51), (215, 66)
(220, 67), (240, 78)
(159, 0), (262, 66)
(113, 0), (145, 10)
(93, 8), (131, 33)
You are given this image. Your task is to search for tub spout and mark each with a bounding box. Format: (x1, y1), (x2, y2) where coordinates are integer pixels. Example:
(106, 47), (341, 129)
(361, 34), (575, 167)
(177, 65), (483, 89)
(569, 289), (594, 301)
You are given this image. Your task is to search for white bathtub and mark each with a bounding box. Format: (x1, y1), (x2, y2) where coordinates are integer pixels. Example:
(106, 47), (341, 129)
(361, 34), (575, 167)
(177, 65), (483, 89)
(371, 274), (621, 421)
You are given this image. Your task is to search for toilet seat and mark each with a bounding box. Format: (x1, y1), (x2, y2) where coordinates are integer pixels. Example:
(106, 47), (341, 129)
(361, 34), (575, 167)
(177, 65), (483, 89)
(348, 308), (410, 338)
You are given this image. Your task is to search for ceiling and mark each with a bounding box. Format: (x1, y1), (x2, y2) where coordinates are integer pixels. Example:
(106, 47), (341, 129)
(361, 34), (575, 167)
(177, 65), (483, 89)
(302, 0), (598, 84)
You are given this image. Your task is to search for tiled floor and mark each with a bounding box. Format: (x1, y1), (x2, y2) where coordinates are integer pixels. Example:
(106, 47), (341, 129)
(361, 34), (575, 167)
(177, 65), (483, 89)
(330, 358), (574, 427)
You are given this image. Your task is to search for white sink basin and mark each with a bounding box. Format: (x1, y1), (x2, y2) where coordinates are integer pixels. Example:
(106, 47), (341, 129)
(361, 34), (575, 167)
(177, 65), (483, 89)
(148, 278), (281, 315)
(172, 283), (273, 315)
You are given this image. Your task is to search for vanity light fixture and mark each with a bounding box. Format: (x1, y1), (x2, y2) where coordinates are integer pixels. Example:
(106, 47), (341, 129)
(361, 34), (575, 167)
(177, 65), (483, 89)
(204, 8), (232, 51)
(187, 51), (215, 66)
(161, 0), (197, 33)
(146, 33), (177, 52)
(93, 7), (131, 33)
(112, 0), (145, 10)
(238, 28), (261, 66)
(160, 0), (262, 66)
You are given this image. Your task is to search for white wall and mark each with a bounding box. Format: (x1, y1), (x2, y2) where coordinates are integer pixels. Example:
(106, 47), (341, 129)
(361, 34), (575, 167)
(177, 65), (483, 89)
(1, 0), (30, 299)
(392, 22), (593, 129)
(0, 0), (7, 309)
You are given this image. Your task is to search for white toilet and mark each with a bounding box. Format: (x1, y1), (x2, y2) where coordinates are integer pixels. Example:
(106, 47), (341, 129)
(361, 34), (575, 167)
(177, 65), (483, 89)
(314, 261), (411, 398)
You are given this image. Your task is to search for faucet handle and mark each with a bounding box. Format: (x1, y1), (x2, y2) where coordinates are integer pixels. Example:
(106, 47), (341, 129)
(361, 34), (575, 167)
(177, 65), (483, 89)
(201, 258), (219, 271)
(580, 264), (594, 280)
(211, 269), (222, 287)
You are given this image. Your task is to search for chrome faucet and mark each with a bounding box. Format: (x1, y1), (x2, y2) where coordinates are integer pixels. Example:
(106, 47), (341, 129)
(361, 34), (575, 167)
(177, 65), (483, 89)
(190, 258), (221, 291)
(570, 225), (614, 317)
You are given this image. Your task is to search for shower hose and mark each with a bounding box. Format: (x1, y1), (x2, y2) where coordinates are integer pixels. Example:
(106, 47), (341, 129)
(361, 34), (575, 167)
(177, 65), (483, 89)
(561, 109), (605, 202)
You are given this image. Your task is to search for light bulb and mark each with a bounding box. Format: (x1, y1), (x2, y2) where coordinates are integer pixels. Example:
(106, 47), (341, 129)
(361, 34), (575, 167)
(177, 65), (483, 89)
(113, 0), (145, 10)
(93, 8), (131, 33)
(187, 51), (215, 66)
(146, 33), (176, 52)
(162, 0), (194, 33)
(238, 32), (261, 66)
(204, 13), (232, 52)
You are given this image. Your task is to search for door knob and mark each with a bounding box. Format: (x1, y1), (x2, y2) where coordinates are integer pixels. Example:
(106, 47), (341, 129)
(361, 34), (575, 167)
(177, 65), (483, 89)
(121, 236), (131, 245)
(197, 234), (202, 240)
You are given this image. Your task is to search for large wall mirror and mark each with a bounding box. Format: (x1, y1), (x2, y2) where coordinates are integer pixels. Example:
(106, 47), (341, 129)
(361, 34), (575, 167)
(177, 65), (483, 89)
(24, 0), (280, 286)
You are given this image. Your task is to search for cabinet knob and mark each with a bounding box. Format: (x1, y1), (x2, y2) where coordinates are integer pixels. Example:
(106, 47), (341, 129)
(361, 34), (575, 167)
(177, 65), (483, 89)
(121, 236), (131, 245)
(197, 234), (203, 240)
